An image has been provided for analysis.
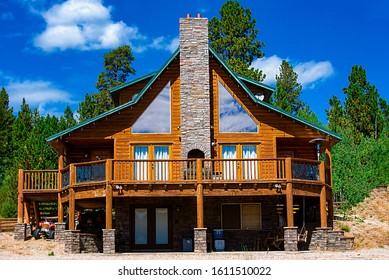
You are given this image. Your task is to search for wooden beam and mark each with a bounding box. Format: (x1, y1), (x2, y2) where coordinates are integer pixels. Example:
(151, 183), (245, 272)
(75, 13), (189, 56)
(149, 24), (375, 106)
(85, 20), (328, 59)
(33, 201), (40, 225)
(24, 201), (30, 224)
(17, 169), (24, 223)
(320, 185), (327, 228)
(285, 158), (294, 227)
(106, 184), (113, 229)
(286, 182), (294, 227)
(57, 193), (64, 223)
(68, 188), (75, 230)
(196, 183), (204, 228)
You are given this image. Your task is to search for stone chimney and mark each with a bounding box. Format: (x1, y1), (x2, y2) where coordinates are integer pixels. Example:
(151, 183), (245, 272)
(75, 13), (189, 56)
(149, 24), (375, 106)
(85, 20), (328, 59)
(179, 14), (211, 159)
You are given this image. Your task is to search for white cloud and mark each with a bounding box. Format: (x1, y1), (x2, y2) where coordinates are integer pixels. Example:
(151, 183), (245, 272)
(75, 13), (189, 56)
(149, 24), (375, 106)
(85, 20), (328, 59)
(32, 0), (176, 53)
(5, 78), (76, 116)
(251, 55), (283, 85)
(33, 0), (141, 51)
(252, 55), (334, 88)
(294, 61), (334, 88)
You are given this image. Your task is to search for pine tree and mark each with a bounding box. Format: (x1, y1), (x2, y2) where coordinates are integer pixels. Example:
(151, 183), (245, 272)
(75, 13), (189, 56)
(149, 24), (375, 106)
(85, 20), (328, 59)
(272, 60), (305, 114)
(209, 0), (266, 81)
(0, 87), (15, 185)
(78, 45), (136, 122)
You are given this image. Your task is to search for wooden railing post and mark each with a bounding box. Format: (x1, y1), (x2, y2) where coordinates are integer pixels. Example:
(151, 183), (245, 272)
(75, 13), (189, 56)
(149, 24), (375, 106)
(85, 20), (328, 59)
(17, 169), (24, 223)
(285, 158), (294, 227)
(106, 159), (113, 182)
(69, 164), (76, 186)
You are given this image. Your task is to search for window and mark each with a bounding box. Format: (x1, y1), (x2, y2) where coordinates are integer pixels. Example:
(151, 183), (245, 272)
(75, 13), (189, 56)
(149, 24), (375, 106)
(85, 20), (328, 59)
(222, 203), (261, 230)
(132, 82), (171, 133)
(221, 144), (258, 180)
(133, 145), (170, 180)
(218, 81), (258, 133)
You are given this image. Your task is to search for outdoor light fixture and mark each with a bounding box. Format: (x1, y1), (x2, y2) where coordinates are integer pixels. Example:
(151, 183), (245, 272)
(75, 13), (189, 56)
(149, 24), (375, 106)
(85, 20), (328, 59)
(309, 138), (326, 161)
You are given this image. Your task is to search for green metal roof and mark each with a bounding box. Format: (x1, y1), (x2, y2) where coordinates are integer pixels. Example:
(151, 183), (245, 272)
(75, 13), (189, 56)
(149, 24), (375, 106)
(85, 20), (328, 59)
(109, 71), (157, 94)
(47, 46), (341, 142)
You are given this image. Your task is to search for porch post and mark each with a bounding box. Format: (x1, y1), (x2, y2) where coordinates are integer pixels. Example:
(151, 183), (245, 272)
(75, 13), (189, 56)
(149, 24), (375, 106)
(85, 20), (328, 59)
(196, 159), (204, 228)
(57, 147), (64, 223)
(57, 193), (64, 223)
(105, 184), (113, 229)
(196, 184), (204, 228)
(319, 161), (327, 228)
(285, 158), (294, 227)
(68, 188), (75, 230)
(17, 169), (24, 223)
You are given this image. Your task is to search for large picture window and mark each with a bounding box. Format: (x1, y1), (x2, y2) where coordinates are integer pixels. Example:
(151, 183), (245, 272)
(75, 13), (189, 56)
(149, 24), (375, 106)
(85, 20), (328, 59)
(222, 203), (261, 230)
(218, 81), (258, 133)
(132, 82), (171, 134)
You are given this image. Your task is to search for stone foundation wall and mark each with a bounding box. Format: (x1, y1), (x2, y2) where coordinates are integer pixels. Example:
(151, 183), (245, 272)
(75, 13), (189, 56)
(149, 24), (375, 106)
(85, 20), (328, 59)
(80, 233), (102, 253)
(64, 230), (80, 254)
(309, 227), (354, 251)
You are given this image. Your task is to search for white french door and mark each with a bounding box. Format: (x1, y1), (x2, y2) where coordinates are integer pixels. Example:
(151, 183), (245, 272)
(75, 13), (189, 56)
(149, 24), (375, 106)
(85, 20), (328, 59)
(133, 145), (170, 181)
(134, 146), (149, 180)
(222, 145), (237, 180)
(154, 146), (169, 181)
(242, 145), (258, 179)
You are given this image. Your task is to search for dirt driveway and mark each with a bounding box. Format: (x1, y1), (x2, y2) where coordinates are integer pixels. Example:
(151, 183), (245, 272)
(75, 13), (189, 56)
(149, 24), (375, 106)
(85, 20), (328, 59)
(1, 232), (388, 260)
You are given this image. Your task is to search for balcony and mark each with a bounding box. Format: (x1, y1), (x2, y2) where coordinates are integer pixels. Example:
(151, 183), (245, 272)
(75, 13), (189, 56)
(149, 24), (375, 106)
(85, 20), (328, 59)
(19, 158), (328, 192)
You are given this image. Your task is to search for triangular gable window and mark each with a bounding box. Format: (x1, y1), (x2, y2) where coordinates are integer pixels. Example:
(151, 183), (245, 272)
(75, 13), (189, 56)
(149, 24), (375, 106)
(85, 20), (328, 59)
(132, 82), (171, 134)
(218, 81), (258, 133)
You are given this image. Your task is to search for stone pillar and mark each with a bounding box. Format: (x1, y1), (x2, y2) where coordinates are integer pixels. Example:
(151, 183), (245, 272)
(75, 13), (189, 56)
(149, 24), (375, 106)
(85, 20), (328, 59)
(284, 227), (298, 251)
(103, 229), (116, 254)
(14, 223), (26, 241)
(179, 15), (211, 158)
(194, 228), (207, 253)
(55, 222), (66, 242)
(64, 230), (80, 254)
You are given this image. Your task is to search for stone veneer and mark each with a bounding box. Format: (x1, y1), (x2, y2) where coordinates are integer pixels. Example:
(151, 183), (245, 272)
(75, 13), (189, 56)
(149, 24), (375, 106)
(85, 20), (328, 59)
(179, 16), (211, 159)
(309, 227), (354, 251)
(194, 228), (207, 253)
(14, 223), (26, 241)
(283, 227), (298, 251)
(103, 229), (116, 254)
(54, 222), (66, 242)
(64, 230), (81, 253)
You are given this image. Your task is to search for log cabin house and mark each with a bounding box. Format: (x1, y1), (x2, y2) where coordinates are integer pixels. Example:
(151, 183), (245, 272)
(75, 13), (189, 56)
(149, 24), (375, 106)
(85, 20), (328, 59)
(15, 15), (345, 253)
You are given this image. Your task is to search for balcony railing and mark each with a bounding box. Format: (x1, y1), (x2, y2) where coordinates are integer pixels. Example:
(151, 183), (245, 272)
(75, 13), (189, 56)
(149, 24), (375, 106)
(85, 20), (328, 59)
(20, 158), (326, 190)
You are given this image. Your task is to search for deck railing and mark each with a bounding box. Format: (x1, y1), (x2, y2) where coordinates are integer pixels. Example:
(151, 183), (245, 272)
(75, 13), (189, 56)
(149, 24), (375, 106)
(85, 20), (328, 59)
(20, 158), (325, 190)
(23, 170), (58, 190)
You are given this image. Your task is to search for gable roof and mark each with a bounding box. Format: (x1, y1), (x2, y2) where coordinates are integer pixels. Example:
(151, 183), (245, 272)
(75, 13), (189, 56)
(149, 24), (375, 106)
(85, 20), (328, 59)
(47, 47), (341, 142)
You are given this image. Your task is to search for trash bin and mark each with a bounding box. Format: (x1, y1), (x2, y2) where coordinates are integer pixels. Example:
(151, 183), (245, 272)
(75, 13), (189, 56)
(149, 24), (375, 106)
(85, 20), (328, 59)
(182, 237), (193, 252)
(213, 229), (225, 251)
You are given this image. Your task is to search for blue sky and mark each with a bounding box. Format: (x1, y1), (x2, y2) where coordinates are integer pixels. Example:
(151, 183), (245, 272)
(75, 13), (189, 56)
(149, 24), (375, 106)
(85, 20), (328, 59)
(0, 0), (388, 124)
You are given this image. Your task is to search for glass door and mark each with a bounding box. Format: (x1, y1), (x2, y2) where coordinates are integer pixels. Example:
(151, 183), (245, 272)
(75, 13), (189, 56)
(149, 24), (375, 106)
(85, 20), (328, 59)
(222, 145), (237, 179)
(132, 206), (171, 250)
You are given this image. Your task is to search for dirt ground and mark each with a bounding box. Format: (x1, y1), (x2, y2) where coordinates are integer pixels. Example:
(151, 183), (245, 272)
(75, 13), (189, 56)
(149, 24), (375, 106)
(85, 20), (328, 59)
(1, 187), (388, 260)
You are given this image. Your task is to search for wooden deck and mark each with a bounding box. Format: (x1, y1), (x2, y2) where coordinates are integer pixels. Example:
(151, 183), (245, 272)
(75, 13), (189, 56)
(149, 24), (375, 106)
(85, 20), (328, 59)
(19, 158), (327, 193)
